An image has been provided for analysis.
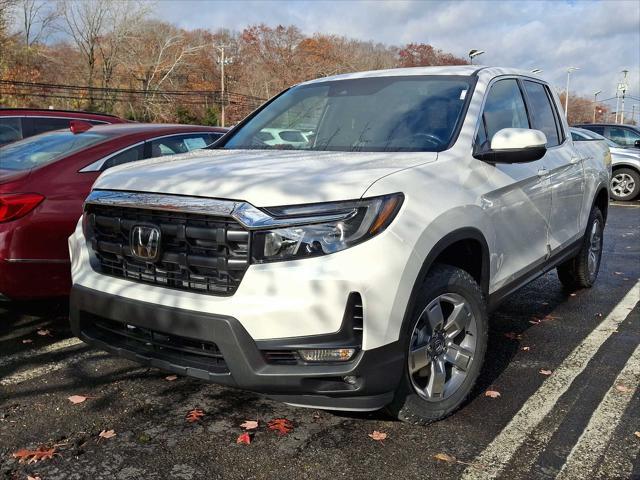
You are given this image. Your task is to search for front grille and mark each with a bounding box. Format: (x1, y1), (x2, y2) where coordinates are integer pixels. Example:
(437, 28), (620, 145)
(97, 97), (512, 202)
(82, 314), (228, 373)
(85, 204), (250, 295)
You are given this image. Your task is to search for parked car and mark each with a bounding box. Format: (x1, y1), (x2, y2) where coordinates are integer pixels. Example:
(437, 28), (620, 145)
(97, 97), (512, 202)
(0, 123), (227, 300)
(571, 127), (640, 201)
(575, 123), (640, 149)
(69, 66), (610, 425)
(0, 108), (127, 147)
(257, 128), (309, 147)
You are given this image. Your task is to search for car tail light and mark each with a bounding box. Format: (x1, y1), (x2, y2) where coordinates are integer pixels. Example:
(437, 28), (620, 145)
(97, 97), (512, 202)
(0, 193), (45, 223)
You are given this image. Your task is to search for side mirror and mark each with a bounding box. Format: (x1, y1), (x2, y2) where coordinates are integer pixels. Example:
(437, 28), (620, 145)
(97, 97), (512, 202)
(475, 128), (547, 163)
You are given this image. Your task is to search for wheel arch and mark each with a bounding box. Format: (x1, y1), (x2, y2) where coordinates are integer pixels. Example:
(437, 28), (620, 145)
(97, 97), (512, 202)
(398, 227), (490, 339)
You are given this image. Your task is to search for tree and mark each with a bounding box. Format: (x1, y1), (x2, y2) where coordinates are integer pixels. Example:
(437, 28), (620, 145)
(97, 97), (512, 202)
(397, 43), (467, 67)
(17, 0), (58, 47)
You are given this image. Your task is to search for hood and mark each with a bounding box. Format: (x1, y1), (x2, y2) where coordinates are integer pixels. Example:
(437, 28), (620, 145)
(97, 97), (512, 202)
(94, 149), (437, 206)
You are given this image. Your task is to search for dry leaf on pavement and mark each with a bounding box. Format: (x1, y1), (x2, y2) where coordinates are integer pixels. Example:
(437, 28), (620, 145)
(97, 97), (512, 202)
(164, 375), (178, 381)
(27, 476), (42, 480)
(522, 346), (531, 351)
(539, 369), (553, 376)
(485, 390), (501, 398)
(267, 418), (293, 435)
(99, 429), (116, 440)
(634, 431), (640, 439)
(186, 408), (205, 423)
(368, 431), (388, 441)
(67, 395), (88, 404)
(240, 420), (258, 430)
(12, 446), (56, 464)
(236, 432), (251, 445)
(433, 452), (457, 463)
(615, 384), (632, 393)
(36, 329), (52, 336)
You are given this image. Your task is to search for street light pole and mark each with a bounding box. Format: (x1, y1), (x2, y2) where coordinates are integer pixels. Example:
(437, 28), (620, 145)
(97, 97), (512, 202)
(564, 67), (579, 119)
(593, 90), (602, 123)
(619, 70), (629, 125)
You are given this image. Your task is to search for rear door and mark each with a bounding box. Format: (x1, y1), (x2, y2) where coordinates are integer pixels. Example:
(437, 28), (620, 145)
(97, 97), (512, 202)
(474, 77), (552, 290)
(521, 80), (585, 252)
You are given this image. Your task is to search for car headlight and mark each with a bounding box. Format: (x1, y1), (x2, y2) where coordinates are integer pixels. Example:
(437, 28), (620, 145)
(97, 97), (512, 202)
(251, 193), (403, 263)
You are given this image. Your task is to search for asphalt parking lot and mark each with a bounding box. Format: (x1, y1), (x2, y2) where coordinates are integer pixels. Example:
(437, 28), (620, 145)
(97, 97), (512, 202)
(1, 202), (639, 480)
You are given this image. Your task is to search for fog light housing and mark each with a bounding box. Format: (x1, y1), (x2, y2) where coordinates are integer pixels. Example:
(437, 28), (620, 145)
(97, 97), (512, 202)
(298, 348), (356, 362)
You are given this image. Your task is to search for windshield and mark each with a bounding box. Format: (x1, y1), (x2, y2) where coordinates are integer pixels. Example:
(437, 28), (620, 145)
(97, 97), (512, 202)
(0, 131), (109, 171)
(223, 75), (474, 152)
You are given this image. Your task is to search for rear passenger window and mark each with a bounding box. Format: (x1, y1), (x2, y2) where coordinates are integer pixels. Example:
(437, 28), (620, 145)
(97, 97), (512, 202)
(522, 81), (561, 147)
(29, 117), (71, 135)
(0, 118), (23, 145)
(101, 144), (144, 170)
(476, 79), (529, 148)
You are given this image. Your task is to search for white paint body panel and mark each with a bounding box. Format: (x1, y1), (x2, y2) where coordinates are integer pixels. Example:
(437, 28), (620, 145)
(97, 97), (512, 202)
(70, 66), (610, 351)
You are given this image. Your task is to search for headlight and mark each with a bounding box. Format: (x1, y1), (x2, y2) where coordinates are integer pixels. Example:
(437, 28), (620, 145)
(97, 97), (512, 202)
(251, 193), (403, 263)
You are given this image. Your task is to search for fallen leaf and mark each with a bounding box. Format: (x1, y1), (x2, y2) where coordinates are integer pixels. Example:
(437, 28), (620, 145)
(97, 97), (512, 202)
(522, 346), (531, 351)
(164, 375), (178, 381)
(504, 332), (523, 340)
(312, 411), (321, 420)
(539, 369), (553, 376)
(267, 418), (293, 435)
(485, 390), (501, 398)
(570, 293), (577, 297)
(240, 420), (258, 430)
(368, 430), (388, 441)
(634, 431), (640, 439)
(236, 431), (251, 445)
(67, 395), (88, 404)
(615, 384), (632, 393)
(186, 408), (205, 423)
(36, 329), (51, 336)
(543, 314), (560, 321)
(12, 446), (56, 464)
(99, 429), (116, 439)
(433, 452), (457, 463)
(27, 476), (42, 480)
(22, 339), (33, 344)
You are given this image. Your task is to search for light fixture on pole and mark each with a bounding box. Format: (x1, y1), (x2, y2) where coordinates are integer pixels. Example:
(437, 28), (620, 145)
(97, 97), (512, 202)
(593, 90), (602, 123)
(564, 67), (580, 118)
(468, 49), (485, 65)
(531, 68), (543, 74)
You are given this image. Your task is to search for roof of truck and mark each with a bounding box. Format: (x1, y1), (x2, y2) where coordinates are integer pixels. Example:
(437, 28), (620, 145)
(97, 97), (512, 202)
(298, 65), (542, 86)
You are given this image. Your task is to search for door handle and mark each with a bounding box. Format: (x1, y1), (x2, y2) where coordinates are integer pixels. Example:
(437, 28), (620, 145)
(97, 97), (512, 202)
(537, 167), (548, 177)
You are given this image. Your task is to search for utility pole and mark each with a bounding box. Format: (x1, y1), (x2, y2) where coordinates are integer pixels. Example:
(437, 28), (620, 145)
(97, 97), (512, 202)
(214, 45), (231, 127)
(632, 104), (637, 125)
(593, 90), (601, 123)
(619, 70), (629, 125)
(564, 67), (579, 119)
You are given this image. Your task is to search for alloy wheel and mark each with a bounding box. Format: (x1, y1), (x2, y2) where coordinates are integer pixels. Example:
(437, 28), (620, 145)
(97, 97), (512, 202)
(408, 293), (477, 402)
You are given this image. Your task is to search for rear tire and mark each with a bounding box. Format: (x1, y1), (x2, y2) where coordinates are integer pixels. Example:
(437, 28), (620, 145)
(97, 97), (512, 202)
(557, 206), (604, 290)
(387, 264), (488, 425)
(610, 168), (640, 201)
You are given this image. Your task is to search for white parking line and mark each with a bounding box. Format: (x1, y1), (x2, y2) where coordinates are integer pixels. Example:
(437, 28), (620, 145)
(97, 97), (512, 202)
(461, 280), (640, 480)
(556, 342), (640, 480)
(0, 337), (83, 369)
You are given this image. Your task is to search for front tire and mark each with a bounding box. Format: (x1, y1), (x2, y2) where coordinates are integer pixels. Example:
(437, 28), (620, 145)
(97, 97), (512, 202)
(557, 206), (604, 290)
(610, 168), (640, 201)
(387, 264), (488, 425)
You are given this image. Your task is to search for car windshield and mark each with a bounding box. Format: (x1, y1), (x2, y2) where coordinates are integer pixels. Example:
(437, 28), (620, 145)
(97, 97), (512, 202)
(0, 130), (109, 171)
(222, 75), (474, 152)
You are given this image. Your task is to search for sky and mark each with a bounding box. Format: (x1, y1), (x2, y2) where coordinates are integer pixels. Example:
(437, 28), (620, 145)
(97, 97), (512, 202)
(155, 0), (640, 118)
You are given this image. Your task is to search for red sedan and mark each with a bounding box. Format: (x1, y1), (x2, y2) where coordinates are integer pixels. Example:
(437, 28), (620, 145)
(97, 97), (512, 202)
(0, 123), (227, 299)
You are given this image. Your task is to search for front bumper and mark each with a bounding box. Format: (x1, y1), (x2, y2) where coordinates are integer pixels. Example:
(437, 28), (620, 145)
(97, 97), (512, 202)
(70, 285), (404, 410)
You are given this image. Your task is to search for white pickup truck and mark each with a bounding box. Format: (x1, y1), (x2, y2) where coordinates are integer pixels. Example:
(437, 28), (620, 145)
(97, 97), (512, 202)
(69, 66), (611, 425)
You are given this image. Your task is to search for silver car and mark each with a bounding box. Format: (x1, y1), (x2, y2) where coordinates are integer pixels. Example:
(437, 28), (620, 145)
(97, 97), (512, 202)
(571, 127), (640, 201)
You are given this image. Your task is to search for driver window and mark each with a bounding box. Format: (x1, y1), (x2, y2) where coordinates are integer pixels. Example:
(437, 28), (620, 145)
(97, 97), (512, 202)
(476, 79), (530, 149)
